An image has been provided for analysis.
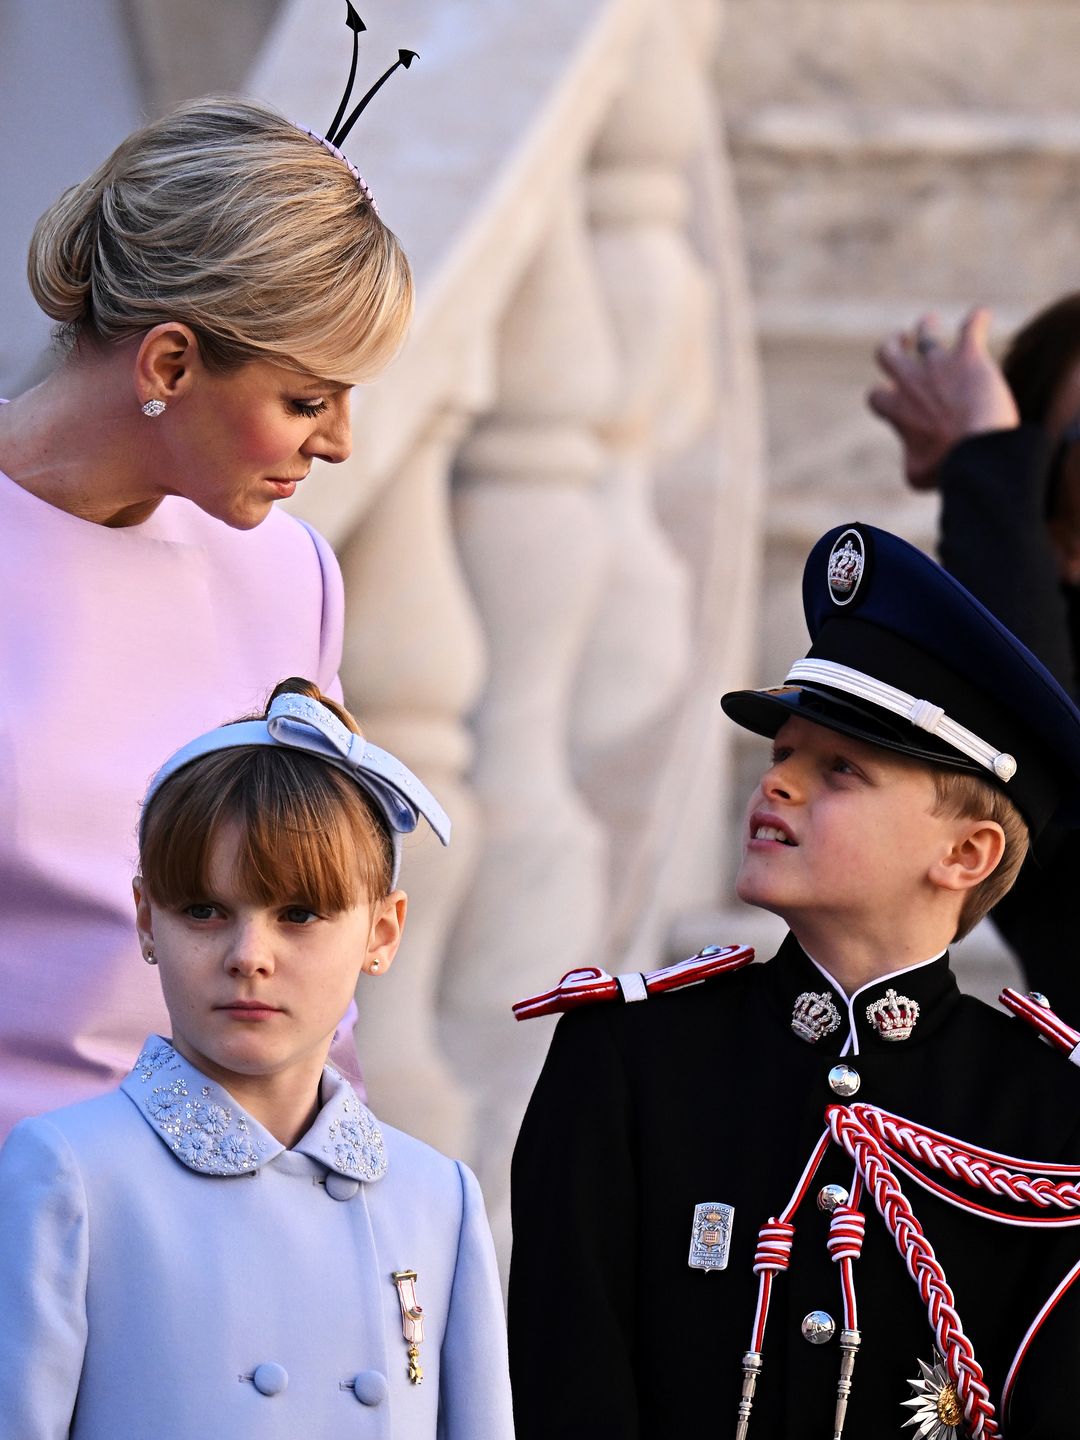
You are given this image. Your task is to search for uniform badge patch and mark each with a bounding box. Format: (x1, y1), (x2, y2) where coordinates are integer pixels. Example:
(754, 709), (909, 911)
(688, 1201), (734, 1272)
(827, 528), (866, 607)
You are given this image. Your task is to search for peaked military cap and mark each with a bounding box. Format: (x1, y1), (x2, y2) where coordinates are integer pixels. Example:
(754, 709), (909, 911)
(721, 522), (1080, 835)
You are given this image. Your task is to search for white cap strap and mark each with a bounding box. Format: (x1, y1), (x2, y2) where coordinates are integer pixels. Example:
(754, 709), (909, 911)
(785, 658), (1018, 783)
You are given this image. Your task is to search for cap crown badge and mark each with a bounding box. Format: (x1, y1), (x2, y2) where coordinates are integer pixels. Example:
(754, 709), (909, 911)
(827, 528), (865, 606)
(865, 987), (920, 1042)
(791, 990), (843, 1044)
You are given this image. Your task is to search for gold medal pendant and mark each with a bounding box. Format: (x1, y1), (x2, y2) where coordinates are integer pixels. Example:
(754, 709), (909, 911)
(391, 1269), (426, 1385)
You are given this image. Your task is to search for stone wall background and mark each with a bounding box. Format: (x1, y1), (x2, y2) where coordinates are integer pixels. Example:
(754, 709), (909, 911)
(700, 0), (1080, 998)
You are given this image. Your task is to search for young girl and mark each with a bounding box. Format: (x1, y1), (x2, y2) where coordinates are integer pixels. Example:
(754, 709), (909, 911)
(0, 679), (514, 1439)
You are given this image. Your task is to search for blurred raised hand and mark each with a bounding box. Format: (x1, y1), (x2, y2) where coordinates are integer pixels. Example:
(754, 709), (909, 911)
(868, 308), (1020, 490)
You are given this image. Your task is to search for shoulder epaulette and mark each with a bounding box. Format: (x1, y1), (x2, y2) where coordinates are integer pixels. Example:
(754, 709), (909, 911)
(512, 944), (755, 1021)
(1000, 986), (1080, 1063)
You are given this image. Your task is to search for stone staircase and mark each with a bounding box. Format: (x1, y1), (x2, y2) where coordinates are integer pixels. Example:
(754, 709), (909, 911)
(686, 0), (1080, 996)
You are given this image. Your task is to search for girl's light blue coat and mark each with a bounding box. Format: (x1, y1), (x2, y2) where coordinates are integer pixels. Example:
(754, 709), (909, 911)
(0, 1039), (515, 1439)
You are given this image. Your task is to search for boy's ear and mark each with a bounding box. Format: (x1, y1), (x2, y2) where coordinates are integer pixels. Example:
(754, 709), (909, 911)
(929, 820), (1006, 893)
(362, 891), (407, 977)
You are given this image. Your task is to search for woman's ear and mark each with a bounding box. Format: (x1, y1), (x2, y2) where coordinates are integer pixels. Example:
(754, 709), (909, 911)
(133, 323), (202, 408)
(362, 891), (407, 977)
(929, 819), (1006, 893)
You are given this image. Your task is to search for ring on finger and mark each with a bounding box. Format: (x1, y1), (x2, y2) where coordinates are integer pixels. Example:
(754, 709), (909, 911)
(915, 333), (939, 357)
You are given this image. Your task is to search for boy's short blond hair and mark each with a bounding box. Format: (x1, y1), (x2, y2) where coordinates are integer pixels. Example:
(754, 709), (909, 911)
(929, 768), (1030, 941)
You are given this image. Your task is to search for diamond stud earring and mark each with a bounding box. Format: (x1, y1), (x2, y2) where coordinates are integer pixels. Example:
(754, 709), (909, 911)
(141, 399), (167, 418)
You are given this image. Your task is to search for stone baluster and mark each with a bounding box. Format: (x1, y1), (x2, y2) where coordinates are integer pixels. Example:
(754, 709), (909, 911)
(445, 189), (619, 1243)
(338, 406), (488, 1158)
(571, 6), (720, 952)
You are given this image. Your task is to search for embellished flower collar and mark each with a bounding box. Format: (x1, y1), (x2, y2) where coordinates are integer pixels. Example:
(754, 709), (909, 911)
(120, 1036), (388, 1182)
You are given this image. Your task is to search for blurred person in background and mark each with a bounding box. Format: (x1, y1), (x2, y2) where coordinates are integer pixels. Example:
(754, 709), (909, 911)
(869, 296), (1080, 1015)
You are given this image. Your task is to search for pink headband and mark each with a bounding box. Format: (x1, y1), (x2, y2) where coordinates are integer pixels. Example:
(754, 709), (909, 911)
(297, 125), (378, 213)
(297, 4), (419, 217)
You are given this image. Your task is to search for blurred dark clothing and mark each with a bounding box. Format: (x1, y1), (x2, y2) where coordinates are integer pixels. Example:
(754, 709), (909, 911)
(940, 426), (1080, 1018)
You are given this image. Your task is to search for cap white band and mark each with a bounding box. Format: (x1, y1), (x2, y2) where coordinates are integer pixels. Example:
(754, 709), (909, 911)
(784, 658), (1018, 783)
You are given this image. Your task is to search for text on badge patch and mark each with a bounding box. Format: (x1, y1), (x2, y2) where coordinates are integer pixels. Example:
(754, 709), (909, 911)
(688, 1202), (734, 1272)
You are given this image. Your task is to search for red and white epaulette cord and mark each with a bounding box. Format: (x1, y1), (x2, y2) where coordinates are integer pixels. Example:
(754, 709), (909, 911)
(829, 1101), (1080, 1436)
(511, 944), (755, 1021)
(738, 1097), (1080, 1440)
(999, 987), (1080, 1062)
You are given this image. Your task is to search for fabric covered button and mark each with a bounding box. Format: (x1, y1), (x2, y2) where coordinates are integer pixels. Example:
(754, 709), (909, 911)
(326, 1173), (361, 1201)
(252, 1362), (289, 1396)
(827, 1064), (861, 1098)
(352, 1370), (388, 1406)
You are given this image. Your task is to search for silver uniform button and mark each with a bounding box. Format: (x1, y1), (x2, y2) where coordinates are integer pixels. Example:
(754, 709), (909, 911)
(827, 1063), (861, 1097)
(801, 1311), (836, 1345)
(817, 1183), (849, 1213)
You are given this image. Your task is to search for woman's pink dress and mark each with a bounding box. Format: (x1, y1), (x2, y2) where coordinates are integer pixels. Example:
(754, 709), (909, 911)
(0, 466), (346, 1135)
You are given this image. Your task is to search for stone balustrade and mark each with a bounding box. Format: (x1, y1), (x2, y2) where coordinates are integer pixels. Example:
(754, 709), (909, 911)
(254, 0), (765, 1262)
(0, 0), (763, 1270)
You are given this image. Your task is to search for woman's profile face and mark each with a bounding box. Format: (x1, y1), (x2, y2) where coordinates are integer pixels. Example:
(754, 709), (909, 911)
(165, 359), (354, 530)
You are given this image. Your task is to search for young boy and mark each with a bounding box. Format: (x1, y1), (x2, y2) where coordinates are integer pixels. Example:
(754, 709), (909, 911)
(508, 523), (1080, 1439)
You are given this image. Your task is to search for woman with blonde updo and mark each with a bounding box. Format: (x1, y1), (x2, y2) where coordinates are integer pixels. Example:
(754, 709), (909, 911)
(0, 97), (413, 1136)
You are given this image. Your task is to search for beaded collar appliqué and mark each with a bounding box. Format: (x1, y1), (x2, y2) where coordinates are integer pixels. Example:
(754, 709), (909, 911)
(320, 1093), (388, 1180)
(127, 1037), (388, 1181)
(131, 1038), (268, 1174)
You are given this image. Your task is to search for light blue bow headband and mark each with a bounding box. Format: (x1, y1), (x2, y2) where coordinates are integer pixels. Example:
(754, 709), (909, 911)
(141, 692), (450, 887)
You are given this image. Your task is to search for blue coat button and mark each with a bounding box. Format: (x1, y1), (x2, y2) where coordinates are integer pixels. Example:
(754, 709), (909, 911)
(326, 1173), (361, 1201)
(352, 1370), (388, 1406)
(252, 1362), (288, 1396)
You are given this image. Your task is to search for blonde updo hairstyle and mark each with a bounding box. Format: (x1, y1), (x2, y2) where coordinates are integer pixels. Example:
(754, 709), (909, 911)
(28, 97), (413, 383)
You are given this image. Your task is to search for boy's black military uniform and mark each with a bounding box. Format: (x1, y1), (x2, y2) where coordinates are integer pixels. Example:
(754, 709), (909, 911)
(511, 938), (1080, 1437)
(510, 523), (1080, 1439)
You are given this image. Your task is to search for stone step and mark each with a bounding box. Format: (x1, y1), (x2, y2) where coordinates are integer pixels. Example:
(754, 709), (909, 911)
(719, 1), (1080, 117)
(754, 297), (1031, 347)
(728, 105), (1080, 310)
